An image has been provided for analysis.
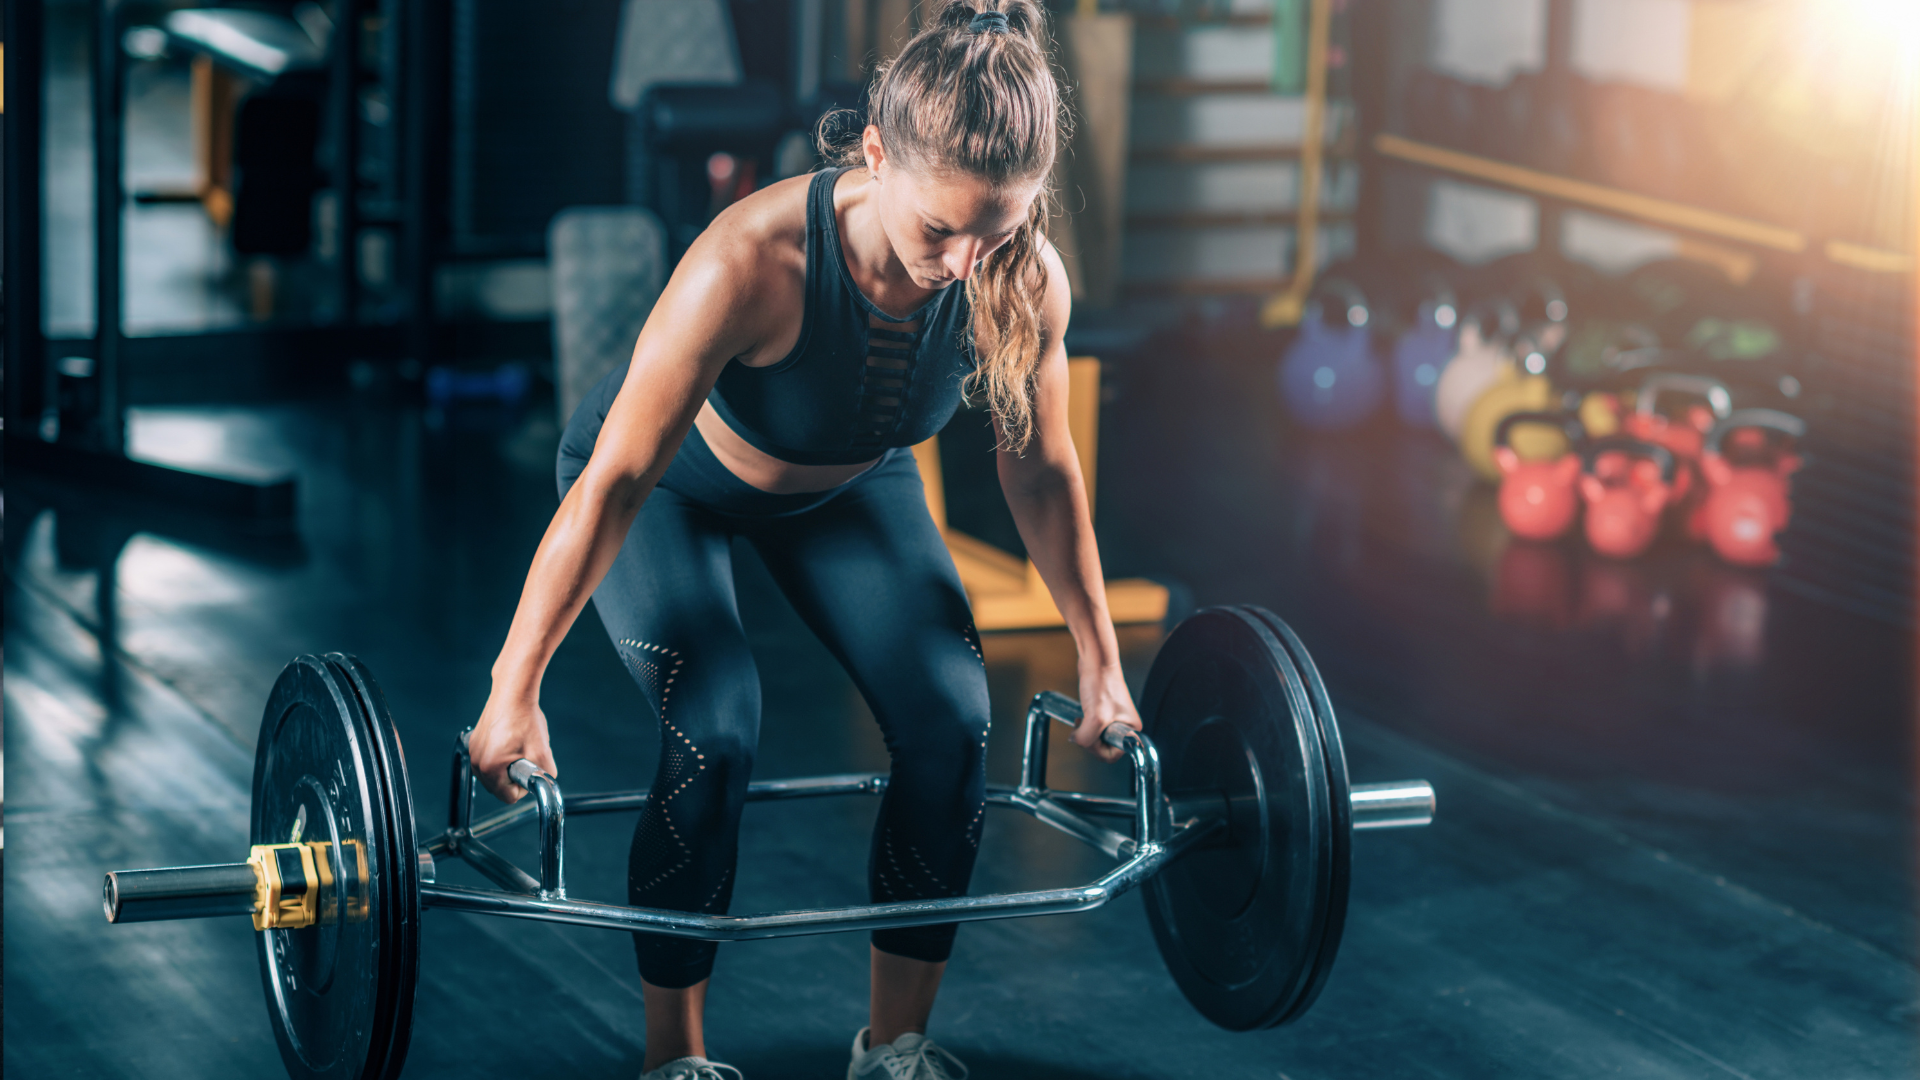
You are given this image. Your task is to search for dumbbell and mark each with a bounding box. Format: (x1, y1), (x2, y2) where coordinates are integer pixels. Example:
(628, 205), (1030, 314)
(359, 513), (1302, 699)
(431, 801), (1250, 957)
(102, 607), (1436, 1077)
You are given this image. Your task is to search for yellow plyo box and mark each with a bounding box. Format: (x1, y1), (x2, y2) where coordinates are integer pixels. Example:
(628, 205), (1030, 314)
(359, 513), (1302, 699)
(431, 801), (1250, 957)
(914, 357), (1169, 632)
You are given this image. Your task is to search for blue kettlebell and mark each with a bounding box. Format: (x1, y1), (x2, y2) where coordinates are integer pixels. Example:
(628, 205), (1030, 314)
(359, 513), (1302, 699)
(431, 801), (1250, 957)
(1280, 278), (1385, 431)
(1392, 273), (1460, 429)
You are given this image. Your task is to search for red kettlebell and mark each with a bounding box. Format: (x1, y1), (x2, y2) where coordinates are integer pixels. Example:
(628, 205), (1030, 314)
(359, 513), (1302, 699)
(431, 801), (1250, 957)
(1493, 411), (1585, 541)
(1699, 408), (1805, 567)
(1579, 437), (1676, 559)
(1623, 373), (1732, 539)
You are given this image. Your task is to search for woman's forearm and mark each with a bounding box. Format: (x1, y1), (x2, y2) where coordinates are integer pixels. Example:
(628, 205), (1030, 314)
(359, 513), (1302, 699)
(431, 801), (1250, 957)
(1001, 459), (1122, 669)
(488, 323), (719, 705)
(489, 468), (655, 700)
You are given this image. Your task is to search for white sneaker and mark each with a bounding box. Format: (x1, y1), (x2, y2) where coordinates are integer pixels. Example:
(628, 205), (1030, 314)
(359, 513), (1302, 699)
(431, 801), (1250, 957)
(638, 1055), (743, 1080)
(847, 1027), (969, 1080)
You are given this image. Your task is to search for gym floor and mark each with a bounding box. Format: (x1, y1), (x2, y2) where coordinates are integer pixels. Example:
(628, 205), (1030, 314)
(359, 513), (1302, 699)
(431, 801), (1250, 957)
(5, 343), (1914, 1078)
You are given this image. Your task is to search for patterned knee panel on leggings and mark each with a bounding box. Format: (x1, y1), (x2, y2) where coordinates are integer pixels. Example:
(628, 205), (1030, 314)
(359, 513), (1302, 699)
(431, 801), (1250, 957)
(617, 639), (753, 987)
(864, 623), (991, 963)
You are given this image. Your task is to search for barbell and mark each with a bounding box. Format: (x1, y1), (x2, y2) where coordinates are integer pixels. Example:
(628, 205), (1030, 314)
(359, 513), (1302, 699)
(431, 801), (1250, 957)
(101, 606), (1435, 1079)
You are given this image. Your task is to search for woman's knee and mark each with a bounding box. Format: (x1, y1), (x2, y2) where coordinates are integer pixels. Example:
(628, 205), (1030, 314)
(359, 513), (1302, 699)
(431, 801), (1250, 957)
(881, 682), (989, 785)
(608, 636), (760, 818)
(650, 709), (758, 828)
(660, 719), (757, 811)
(892, 638), (989, 731)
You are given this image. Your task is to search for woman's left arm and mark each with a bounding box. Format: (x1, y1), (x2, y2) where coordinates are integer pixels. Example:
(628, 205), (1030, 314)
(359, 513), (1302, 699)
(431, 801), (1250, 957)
(994, 241), (1143, 762)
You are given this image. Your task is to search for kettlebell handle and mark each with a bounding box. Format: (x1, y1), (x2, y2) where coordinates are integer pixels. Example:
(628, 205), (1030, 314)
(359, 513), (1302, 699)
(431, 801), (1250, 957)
(1517, 274), (1570, 325)
(1580, 435), (1676, 484)
(1511, 319), (1567, 375)
(1308, 277), (1371, 329)
(1705, 408), (1806, 457)
(1636, 373), (1733, 421)
(1459, 297), (1521, 344)
(1607, 345), (1673, 375)
(1493, 410), (1584, 452)
(1418, 271), (1459, 322)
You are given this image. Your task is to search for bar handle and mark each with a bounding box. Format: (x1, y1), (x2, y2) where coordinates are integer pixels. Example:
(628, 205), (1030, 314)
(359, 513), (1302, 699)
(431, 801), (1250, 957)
(509, 759), (566, 898)
(1034, 690), (1081, 723)
(1027, 691), (1164, 848)
(451, 727), (476, 836)
(1039, 692), (1138, 751)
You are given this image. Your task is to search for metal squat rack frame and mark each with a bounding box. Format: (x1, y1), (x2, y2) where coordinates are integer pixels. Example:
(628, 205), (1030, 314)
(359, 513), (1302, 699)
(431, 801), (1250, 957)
(417, 692), (1437, 940)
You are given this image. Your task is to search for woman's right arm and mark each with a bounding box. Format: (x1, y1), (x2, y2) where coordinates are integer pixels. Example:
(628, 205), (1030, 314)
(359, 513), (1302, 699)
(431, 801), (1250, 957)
(466, 218), (789, 803)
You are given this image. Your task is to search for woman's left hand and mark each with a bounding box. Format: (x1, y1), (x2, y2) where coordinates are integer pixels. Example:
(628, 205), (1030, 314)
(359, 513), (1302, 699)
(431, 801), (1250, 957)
(1072, 664), (1143, 763)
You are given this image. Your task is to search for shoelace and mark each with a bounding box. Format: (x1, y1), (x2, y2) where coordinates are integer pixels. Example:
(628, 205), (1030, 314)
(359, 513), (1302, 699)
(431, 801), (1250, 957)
(895, 1039), (969, 1080)
(655, 1061), (742, 1080)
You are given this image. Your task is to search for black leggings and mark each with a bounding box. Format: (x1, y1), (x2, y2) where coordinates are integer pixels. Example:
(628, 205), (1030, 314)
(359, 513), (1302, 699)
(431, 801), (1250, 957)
(558, 369), (990, 989)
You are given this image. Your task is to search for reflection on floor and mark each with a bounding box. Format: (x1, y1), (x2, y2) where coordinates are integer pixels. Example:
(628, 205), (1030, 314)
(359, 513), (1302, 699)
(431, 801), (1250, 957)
(5, 350), (1915, 1078)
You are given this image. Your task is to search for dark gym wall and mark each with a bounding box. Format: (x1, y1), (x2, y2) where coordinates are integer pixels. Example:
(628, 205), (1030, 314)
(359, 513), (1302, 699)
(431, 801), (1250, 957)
(450, 0), (628, 255)
(1350, 0), (1432, 261)
(730, 0), (794, 92)
(449, 0), (796, 257)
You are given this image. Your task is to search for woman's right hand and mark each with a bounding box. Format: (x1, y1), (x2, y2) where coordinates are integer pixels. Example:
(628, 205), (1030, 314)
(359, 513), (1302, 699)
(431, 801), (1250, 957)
(467, 687), (558, 804)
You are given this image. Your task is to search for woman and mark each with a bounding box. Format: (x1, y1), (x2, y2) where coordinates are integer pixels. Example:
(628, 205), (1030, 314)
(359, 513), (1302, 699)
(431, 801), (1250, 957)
(467, 3), (1139, 1077)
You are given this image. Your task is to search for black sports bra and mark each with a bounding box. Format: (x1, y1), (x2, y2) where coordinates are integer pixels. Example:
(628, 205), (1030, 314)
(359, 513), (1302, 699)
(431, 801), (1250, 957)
(707, 168), (977, 466)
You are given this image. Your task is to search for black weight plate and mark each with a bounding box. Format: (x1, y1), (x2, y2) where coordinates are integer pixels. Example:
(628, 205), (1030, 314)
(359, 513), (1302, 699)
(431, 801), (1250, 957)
(252, 656), (411, 1080)
(1236, 606), (1352, 1026)
(327, 654), (420, 1080)
(1141, 608), (1336, 1031)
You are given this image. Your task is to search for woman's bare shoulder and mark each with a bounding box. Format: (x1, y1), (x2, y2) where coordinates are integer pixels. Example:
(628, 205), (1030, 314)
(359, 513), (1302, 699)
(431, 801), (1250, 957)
(653, 173), (815, 363)
(697, 173), (813, 264)
(1034, 232), (1073, 339)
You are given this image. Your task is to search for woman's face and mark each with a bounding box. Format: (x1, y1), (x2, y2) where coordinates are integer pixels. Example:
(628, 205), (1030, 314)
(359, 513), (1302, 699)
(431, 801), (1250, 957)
(863, 126), (1042, 291)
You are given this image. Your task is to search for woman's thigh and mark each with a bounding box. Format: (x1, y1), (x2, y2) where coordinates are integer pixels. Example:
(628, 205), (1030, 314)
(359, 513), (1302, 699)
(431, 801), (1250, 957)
(584, 484), (761, 762)
(745, 457), (989, 751)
